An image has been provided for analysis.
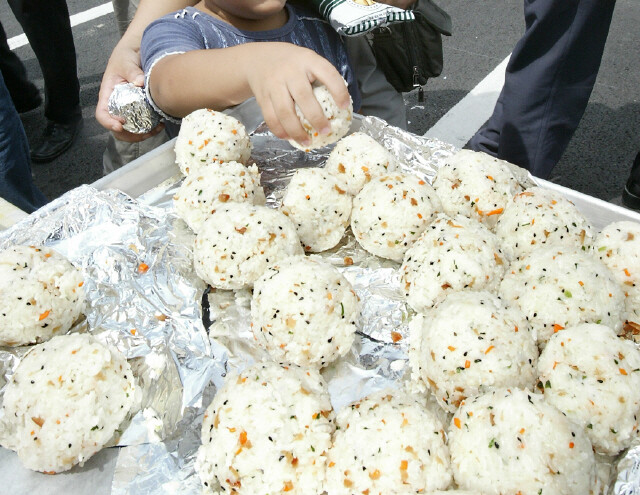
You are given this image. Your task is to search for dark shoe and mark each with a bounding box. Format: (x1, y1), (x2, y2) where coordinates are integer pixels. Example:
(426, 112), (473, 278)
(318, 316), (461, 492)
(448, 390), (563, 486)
(30, 118), (83, 163)
(622, 152), (640, 210)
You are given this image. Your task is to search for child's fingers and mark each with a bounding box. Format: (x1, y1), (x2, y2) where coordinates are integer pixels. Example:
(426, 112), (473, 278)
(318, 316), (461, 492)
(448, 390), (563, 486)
(270, 87), (311, 146)
(260, 98), (288, 140)
(287, 78), (330, 136)
(311, 62), (352, 110)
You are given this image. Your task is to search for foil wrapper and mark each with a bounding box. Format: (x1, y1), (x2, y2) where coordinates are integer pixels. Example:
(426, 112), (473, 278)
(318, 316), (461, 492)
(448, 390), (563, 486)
(108, 82), (161, 134)
(0, 113), (636, 493)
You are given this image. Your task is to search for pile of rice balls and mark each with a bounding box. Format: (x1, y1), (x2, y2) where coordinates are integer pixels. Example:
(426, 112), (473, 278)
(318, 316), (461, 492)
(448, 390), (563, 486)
(172, 101), (640, 494)
(0, 245), (137, 474)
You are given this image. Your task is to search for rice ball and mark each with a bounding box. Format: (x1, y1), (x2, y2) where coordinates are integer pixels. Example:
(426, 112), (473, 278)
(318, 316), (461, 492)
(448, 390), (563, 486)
(409, 291), (537, 413)
(195, 361), (333, 495)
(324, 132), (397, 195)
(288, 82), (353, 151)
(251, 256), (357, 368)
(351, 173), (442, 262)
(281, 168), (352, 252)
(448, 388), (596, 495)
(194, 203), (303, 290)
(499, 246), (625, 346)
(173, 162), (265, 232)
(432, 149), (523, 230)
(325, 389), (452, 494)
(593, 221), (640, 329)
(1, 333), (135, 473)
(174, 109), (252, 176)
(538, 323), (640, 454)
(495, 186), (595, 260)
(0, 245), (85, 347)
(401, 214), (507, 314)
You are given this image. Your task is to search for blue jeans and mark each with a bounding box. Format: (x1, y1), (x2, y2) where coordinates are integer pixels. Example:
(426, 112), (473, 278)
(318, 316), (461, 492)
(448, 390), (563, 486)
(0, 71), (48, 213)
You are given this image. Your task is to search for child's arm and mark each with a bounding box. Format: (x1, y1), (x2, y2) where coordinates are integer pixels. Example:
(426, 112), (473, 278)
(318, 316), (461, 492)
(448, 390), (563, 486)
(96, 0), (198, 140)
(148, 43), (351, 147)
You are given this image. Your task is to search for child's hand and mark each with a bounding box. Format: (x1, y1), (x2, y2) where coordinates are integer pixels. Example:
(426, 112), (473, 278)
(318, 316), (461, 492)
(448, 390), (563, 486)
(96, 41), (164, 142)
(245, 43), (351, 147)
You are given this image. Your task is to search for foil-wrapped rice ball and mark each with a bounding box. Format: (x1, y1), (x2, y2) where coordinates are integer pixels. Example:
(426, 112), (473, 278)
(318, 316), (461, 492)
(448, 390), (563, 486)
(251, 256), (357, 368)
(538, 323), (640, 455)
(351, 173), (442, 262)
(173, 161), (265, 233)
(174, 108), (252, 176)
(448, 388), (596, 494)
(499, 246), (625, 346)
(325, 389), (452, 494)
(194, 203), (303, 290)
(288, 82), (352, 151)
(0, 334), (136, 473)
(495, 186), (595, 260)
(432, 149), (524, 230)
(593, 221), (640, 329)
(0, 245), (85, 346)
(324, 132), (396, 195)
(409, 291), (537, 413)
(195, 362), (333, 495)
(401, 214), (507, 314)
(281, 168), (352, 252)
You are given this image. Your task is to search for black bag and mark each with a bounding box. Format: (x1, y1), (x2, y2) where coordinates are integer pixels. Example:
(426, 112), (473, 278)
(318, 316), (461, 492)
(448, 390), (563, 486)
(369, 0), (452, 98)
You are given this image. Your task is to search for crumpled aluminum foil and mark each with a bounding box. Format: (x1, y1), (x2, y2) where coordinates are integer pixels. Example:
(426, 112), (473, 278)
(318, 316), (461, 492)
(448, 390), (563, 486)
(108, 82), (161, 134)
(0, 114), (635, 493)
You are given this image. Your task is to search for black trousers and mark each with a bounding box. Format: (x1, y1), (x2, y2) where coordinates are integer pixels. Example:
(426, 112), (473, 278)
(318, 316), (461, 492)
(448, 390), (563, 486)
(469, 0), (616, 179)
(0, 0), (80, 124)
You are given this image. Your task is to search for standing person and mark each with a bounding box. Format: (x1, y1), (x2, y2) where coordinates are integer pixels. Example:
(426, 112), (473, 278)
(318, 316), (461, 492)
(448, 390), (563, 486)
(0, 71), (48, 213)
(468, 0), (616, 180)
(2, 0), (83, 163)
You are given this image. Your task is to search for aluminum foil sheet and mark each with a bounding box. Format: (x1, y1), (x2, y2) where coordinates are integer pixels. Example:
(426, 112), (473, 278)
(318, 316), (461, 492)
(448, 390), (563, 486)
(1, 113), (636, 493)
(108, 82), (161, 134)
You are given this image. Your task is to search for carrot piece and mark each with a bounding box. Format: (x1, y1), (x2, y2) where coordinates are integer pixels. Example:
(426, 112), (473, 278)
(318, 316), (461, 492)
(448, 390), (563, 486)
(485, 345), (495, 354)
(138, 263), (149, 273)
(553, 324), (564, 333)
(454, 417), (461, 429)
(39, 310), (50, 321)
(486, 208), (503, 216)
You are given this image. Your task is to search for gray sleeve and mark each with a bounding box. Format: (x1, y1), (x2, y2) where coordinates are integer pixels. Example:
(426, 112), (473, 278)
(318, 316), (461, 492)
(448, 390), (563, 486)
(140, 11), (207, 122)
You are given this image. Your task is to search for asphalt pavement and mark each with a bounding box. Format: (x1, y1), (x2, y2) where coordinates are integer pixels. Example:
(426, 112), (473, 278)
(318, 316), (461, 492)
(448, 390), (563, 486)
(2, 0), (639, 206)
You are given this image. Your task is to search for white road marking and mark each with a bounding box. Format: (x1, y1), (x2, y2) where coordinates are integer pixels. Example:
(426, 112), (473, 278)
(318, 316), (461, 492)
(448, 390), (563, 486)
(7, 2), (114, 50)
(424, 54), (511, 147)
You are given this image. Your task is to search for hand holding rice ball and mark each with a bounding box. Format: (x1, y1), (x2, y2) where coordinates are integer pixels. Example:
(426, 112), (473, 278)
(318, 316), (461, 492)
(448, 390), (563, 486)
(195, 361), (333, 494)
(174, 109), (252, 176)
(251, 256), (358, 368)
(0, 245), (85, 346)
(288, 82), (353, 151)
(0, 333), (135, 473)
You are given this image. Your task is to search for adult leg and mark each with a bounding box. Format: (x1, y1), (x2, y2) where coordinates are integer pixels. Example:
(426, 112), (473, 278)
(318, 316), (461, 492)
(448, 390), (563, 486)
(0, 21), (41, 113)
(7, 0), (81, 125)
(0, 71), (48, 213)
(470, 0), (615, 179)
